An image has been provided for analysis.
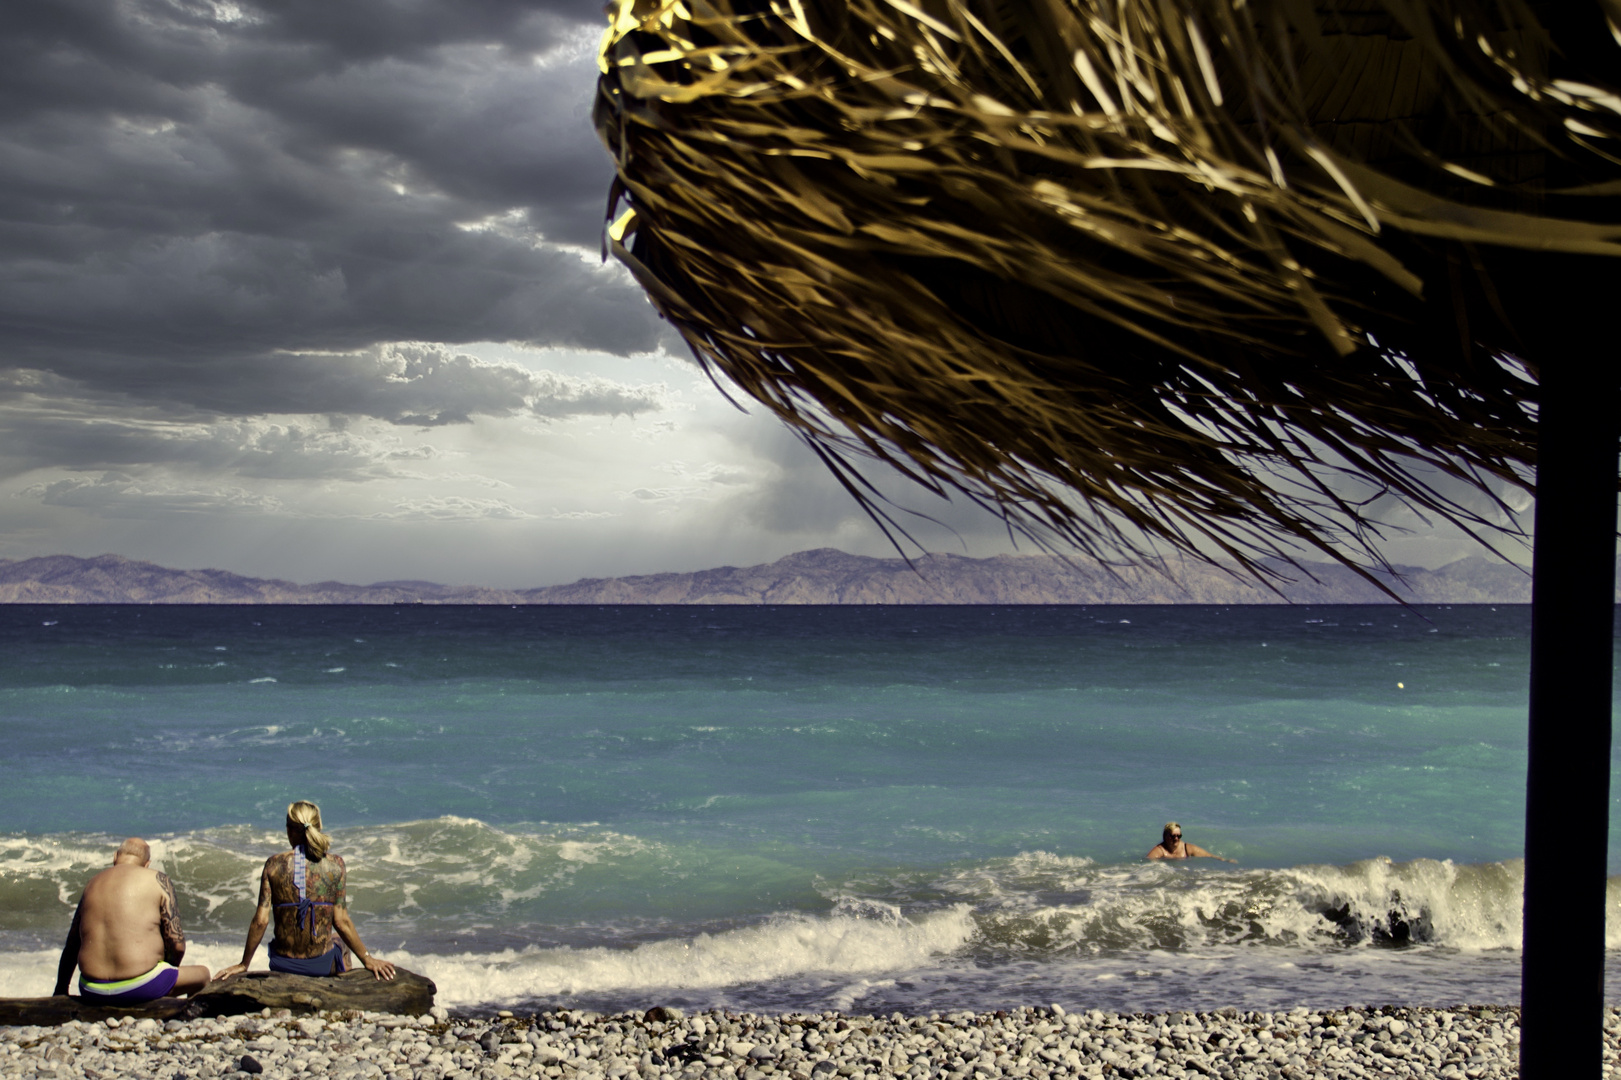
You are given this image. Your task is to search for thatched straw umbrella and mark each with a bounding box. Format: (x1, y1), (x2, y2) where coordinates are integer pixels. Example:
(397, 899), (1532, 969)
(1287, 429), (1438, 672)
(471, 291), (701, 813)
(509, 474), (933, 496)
(595, 0), (1620, 1067)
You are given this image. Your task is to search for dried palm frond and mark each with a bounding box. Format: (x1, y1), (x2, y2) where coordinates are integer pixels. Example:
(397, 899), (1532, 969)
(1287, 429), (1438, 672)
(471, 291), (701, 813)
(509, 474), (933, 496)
(593, 0), (1621, 581)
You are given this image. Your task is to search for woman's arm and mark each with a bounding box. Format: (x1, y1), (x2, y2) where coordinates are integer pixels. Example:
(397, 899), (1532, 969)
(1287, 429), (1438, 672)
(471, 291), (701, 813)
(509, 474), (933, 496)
(1185, 842), (1236, 863)
(215, 862), (274, 979)
(333, 905), (396, 980)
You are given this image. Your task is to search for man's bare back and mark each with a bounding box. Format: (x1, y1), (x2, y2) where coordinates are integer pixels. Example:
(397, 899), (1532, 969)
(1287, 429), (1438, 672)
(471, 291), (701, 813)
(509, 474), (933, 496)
(76, 861), (178, 980)
(55, 838), (211, 1000)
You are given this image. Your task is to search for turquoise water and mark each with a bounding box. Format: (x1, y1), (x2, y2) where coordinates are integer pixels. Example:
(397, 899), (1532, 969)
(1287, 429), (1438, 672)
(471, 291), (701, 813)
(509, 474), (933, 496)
(0, 604), (1613, 1013)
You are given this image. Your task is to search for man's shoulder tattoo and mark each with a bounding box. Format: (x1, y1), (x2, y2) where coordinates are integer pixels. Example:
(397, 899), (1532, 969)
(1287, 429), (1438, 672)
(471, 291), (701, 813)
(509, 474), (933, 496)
(156, 870), (178, 906)
(158, 874), (186, 951)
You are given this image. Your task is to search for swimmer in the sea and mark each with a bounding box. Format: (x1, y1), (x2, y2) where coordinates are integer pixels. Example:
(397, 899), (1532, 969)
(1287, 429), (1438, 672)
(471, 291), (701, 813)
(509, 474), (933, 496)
(1146, 822), (1236, 862)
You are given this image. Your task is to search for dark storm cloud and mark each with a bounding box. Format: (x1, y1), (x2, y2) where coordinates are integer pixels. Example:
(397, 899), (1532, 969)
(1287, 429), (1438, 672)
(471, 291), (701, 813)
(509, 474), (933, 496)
(1, 0), (610, 236)
(0, 0), (675, 441)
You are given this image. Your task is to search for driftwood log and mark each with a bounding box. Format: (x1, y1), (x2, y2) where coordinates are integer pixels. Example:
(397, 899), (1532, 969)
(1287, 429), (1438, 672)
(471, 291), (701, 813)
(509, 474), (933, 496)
(0, 995), (194, 1026)
(0, 967), (436, 1026)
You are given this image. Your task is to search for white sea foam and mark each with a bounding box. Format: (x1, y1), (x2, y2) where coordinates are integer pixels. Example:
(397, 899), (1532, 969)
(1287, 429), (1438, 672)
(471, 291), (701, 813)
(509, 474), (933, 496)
(0, 836), (124, 909)
(1, 820), (1609, 1013)
(928, 851), (1531, 955)
(383, 905), (978, 1007)
(0, 824), (1551, 955)
(3, 904), (975, 1007)
(0, 943), (256, 1000)
(0, 936), (1588, 1015)
(0, 949), (70, 999)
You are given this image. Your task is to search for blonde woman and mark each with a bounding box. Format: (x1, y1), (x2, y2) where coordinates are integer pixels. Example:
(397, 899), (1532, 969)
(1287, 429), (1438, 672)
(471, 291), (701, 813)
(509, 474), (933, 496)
(218, 801), (396, 980)
(1146, 822), (1236, 863)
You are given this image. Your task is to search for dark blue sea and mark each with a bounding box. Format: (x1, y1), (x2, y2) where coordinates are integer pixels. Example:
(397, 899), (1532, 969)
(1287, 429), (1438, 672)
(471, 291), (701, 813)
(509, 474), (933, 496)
(1, 604), (1615, 1013)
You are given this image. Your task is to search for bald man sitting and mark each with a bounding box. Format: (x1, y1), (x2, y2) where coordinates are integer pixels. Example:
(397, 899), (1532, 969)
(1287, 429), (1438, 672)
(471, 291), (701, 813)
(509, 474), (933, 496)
(53, 838), (211, 1004)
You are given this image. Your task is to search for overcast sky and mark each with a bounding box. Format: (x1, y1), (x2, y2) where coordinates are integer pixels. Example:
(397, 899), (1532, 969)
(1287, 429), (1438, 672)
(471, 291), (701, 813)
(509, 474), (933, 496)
(0, 0), (1507, 587)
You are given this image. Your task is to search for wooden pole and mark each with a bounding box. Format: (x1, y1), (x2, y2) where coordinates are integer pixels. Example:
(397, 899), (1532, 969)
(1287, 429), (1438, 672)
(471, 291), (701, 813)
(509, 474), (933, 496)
(1519, 324), (1619, 1074)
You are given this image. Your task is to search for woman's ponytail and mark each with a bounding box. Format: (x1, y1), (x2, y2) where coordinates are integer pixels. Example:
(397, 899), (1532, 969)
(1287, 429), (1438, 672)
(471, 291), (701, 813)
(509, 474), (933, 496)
(286, 800), (332, 862)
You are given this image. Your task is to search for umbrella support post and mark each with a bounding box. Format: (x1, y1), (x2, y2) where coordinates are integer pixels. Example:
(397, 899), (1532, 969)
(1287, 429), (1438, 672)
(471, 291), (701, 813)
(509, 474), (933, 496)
(1520, 348), (1618, 1075)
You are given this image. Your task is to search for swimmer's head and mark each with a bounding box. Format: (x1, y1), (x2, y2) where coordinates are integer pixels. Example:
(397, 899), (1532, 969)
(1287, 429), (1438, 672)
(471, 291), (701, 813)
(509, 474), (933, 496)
(1162, 822), (1182, 843)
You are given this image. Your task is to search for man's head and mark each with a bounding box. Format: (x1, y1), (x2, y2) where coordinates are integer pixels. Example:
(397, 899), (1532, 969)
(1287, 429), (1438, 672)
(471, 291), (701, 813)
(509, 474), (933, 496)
(113, 837), (151, 867)
(1162, 822), (1182, 845)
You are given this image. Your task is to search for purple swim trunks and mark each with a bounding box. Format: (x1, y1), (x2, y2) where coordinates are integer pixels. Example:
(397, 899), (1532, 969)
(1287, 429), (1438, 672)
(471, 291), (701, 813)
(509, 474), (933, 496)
(79, 962), (180, 1005)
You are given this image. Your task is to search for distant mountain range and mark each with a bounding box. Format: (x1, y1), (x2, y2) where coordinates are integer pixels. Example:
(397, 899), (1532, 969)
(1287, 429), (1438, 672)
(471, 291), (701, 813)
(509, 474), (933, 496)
(0, 548), (1567, 604)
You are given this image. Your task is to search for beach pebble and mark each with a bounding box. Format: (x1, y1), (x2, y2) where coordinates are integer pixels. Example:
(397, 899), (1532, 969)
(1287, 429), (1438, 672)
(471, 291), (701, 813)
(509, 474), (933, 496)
(0, 1001), (1577, 1079)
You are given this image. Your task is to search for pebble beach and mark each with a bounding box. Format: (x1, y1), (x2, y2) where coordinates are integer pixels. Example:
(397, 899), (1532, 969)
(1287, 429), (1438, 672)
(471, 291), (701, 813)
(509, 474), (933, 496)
(3, 1002), (1583, 1080)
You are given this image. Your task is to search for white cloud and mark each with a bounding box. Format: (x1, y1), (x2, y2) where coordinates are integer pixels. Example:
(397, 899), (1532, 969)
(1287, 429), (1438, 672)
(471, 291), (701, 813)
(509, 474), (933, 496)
(621, 460), (756, 509)
(263, 343), (669, 426)
(632, 420), (678, 441)
(17, 474), (284, 517)
(654, 460), (750, 485)
(390, 470), (510, 489)
(0, 349), (670, 483)
(546, 508), (617, 520)
(0, 403), (430, 483)
(371, 495), (534, 521)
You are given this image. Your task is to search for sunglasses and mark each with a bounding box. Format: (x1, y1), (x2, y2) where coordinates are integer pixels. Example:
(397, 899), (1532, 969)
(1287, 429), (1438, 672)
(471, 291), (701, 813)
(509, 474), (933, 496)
(1169, 833), (1182, 840)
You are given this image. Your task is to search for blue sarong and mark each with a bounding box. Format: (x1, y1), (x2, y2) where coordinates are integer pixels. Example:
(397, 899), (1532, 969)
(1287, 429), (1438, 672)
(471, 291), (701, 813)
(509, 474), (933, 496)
(268, 942), (346, 977)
